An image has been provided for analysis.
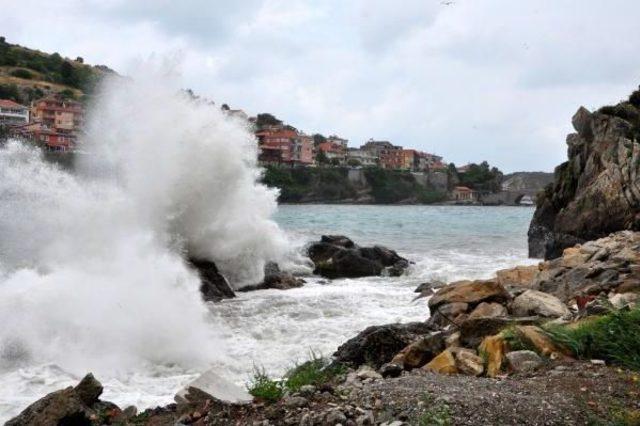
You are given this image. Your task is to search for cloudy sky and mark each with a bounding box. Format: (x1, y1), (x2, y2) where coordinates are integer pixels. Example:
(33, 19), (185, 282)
(3, 0), (640, 172)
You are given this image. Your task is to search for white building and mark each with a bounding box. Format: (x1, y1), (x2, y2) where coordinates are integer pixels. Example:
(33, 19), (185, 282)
(347, 148), (378, 166)
(0, 99), (29, 126)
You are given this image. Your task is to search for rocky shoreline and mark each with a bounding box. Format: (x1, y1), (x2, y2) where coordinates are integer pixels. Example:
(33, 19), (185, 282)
(8, 231), (640, 426)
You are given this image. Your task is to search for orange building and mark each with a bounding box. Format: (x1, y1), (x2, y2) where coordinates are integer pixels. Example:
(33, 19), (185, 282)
(28, 95), (84, 151)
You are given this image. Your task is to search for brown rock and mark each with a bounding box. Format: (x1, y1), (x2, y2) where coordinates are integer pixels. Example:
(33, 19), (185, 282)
(428, 280), (511, 313)
(468, 302), (508, 319)
(479, 335), (506, 378)
(496, 265), (539, 287)
(561, 247), (592, 268)
(511, 290), (571, 318)
(454, 348), (484, 376)
(422, 350), (457, 375)
(515, 325), (564, 358)
(392, 332), (445, 369)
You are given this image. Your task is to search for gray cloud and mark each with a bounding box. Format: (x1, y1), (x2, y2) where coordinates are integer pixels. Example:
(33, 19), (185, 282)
(2, 0), (640, 172)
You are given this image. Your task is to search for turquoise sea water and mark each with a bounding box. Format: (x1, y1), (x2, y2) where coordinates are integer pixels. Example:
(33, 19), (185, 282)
(274, 204), (535, 282)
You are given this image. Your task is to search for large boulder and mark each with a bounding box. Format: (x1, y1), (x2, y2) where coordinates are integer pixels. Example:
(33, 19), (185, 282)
(510, 290), (571, 318)
(506, 350), (544, 373)
(528, 97), (640, 260)
(390, 331), (446, 369)
(188, 257), (235, 302)
(6, 374), (115, 426)
(175, 369), (252, 405)
(428, 279), (511, 313)
(422, 350), (457, 375)
(308, 235), (409, 279)
(333, 322), (432, 368)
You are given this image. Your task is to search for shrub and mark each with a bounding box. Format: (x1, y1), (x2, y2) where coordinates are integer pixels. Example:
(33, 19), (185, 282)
(544, 307), (640, 370)
(246, 366), (284, 403)
(417, 394), (452, 426)
(284, 352), (346, 392)
(10, 68), (33, 79)
(630, 88), (640, 108)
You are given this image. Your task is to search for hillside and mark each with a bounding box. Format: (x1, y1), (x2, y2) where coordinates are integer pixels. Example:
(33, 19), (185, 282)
(0, 36), (116, 103)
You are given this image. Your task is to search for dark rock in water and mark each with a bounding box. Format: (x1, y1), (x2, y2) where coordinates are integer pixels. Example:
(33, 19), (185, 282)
(6, 373), (112, 426)
(308, 242), (345, 264)
(239, 262), (305, 292)
(308, 235), (409, 279)
(333, 322), (432, 368)
(414, 281), (446, 293)
(315, 249), (383, 279)
(528, 97), (640, 259)
(188, 257), (235, 302)
(321, 235), (355, 248)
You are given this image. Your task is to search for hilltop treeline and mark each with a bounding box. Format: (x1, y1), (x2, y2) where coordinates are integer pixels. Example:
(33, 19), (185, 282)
(0, 36), (115, 103)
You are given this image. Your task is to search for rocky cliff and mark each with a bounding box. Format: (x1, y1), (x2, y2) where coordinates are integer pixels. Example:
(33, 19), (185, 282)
(528, 86), (640, 259)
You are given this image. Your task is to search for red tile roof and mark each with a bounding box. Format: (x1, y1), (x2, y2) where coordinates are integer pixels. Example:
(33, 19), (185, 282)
(0, 99), (27, 109)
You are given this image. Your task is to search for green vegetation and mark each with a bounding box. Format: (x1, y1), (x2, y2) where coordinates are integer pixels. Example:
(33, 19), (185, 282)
(312, 133), (327, 145)
(262, 166), (356, 202)
(364, 167), (446, 204)
(262, 165), (447, 204)
(544, 307), (640, 370)
(255, 113), (282, 128)
(246, 354), (345, 403)
(455, 161), (503, 192)
(284, 352), (346, 393)
(417, 394), (452, 426)
(0, 37), (114, 102)
(502, 326), (537, 353)
(246, 366), (284, 403)
(9, 68), (33, 79)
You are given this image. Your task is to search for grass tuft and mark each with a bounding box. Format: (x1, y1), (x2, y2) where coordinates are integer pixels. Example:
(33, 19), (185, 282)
(246, 366), (284, 403)
(544, 307), (640, 370)
(284, 350), (346, 392)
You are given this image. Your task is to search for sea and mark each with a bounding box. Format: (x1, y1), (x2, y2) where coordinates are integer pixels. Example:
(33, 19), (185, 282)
(0, 204), (535, 421)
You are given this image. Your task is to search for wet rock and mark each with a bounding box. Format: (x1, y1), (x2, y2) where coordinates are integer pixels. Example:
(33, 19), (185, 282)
(6, 374), (108, 426)
(428, 279), (511, 313)
(511, 290), (571, 318)
(308, 236), (409, 279)
(74, 373), (103, 406)
(334, 322), (432, 368)
(188, 257), (235, 302)
(506, 350), (544, 373)
(239, 262), (305, 291)
(422, 350), (457, 375)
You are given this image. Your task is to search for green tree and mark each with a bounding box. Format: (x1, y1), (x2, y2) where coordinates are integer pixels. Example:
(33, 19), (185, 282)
(256, 113), (282, 128)
(316, 149), (329, 165)
(60, 61), (80, 88)
(312, 133), (327, 146)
